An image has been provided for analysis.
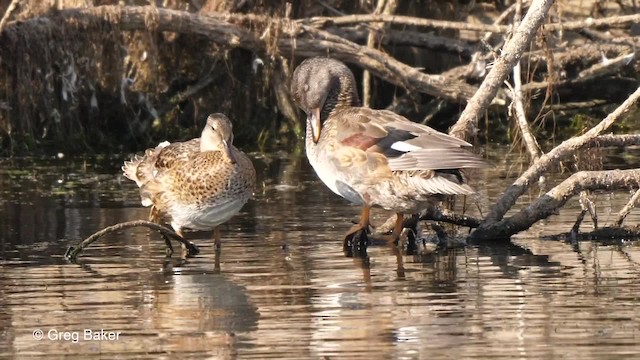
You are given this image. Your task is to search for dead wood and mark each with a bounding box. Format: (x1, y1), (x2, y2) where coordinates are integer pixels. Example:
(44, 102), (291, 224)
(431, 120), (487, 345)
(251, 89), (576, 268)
(473, 169), (640, 240)
(471, 85), (640, 241)
(299, 13), (510, 33)
(361, 0), (396, 107)
(509, 0), (543, 164)
(288, 25), (483, 103)
(542, 225), (640, 241)
(330, 26), (474, 56)
(449, 0), (554, 141)
(614, 189), (640, 227)
(376, 206), (482, 235)
(0, 0), (19, 33)
(302, 12), (640, 34)
(0, 5), (483, 104)
(65, 220), (199, 261)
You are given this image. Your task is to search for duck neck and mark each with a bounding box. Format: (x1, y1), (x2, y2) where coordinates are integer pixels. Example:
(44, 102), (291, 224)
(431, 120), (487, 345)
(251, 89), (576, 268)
(320, 75), (361, 122)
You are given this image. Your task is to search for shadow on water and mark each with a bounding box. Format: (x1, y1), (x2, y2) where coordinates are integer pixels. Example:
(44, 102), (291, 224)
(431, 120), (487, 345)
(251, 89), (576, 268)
(2, 149), (640, 358)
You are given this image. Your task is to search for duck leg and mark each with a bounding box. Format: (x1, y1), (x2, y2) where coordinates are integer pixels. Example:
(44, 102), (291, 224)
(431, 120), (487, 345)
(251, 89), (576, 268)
(380, 213), (405, 246)
(149, 206), (174, 256)
(344, 206), (371, 248)
(213, 226), (222, 250)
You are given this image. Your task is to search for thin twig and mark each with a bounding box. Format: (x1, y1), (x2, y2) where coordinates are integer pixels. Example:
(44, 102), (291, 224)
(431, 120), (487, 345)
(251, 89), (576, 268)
(299, 13), (510, 33)
(510, 0), (543, 163)
(362, 0), (396, 107)
(65, 220), (199, 261)
(300, 12), (640, 34)
(614, 188), (640, 227)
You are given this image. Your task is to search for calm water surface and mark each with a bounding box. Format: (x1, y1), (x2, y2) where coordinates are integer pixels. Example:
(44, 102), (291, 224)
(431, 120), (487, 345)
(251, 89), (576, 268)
(1, 149), (640, 359)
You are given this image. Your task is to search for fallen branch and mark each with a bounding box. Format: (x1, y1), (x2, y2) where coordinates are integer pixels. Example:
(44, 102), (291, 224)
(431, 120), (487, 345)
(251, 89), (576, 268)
(471, 85), (640, 241)
(578, 52), (636, 79)
(474, 169), (640, 240)
(64, 220), (199, 261)
(588, 134), (640, 148)
(299, 14), (510, 33)
(331, 26), (474, 55)
(290, 25), (483, 103)
(545, 13), (640, 32)
(376, 205), (482, 235)
(449, 0), (554, 140)
(301, 12), (640, 34)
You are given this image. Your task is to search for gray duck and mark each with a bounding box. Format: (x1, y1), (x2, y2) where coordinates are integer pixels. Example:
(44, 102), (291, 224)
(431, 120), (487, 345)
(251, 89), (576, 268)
(291, 57), (488, 246)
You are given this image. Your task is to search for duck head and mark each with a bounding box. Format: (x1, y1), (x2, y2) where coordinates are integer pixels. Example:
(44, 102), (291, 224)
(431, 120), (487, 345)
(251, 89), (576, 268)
(201, 113), (236, 164)
(291, 57), (360, 143)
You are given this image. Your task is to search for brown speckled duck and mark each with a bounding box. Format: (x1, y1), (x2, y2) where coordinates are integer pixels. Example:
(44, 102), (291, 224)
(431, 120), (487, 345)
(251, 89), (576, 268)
(291, 57), (488, 246)
(122, 113), (256, 254)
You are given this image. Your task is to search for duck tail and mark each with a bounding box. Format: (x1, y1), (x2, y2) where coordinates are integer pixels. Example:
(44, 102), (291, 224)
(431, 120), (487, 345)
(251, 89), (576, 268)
(407, 170), (476, 196)
(122, 141), (171, 187)
(122, 155), (145, 187)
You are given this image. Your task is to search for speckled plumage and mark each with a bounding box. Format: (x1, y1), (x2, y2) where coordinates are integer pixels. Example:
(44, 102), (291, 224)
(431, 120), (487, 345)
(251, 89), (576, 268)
(291, 57), (489, 244)
(122, 113), (256, 248)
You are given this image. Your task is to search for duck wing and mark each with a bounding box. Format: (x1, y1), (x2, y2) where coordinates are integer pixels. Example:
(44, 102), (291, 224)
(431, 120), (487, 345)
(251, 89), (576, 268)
(335, 108), (489, 171)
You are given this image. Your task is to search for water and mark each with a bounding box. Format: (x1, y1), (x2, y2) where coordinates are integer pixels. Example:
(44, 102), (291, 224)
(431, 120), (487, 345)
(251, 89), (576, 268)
(2, 150), (640, 359)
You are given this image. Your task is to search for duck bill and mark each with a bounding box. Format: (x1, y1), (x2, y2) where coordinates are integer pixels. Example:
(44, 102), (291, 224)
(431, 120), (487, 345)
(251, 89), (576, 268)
(309, 107), (322, 144)
(222, 140), (237, 164)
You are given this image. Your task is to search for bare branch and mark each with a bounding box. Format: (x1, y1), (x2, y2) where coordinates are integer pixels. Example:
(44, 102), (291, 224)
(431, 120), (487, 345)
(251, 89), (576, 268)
(471, 85), (640, 241)
(290, 25), (484, 103)
(510, 0), (543, 163)
(65, 220), (199, 261)
(300, 12), (640, 34)
(475, 169), (640, 240)
(362, 0), (397, 107)
(614, 189), (640, 227)
(298, 14), (510, 33)
(449, 0), (554, 140)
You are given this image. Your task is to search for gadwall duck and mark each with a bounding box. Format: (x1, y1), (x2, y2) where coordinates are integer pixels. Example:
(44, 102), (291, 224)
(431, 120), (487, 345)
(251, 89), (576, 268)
(122, 113), (256, 254)
(291, 57), (488, 246)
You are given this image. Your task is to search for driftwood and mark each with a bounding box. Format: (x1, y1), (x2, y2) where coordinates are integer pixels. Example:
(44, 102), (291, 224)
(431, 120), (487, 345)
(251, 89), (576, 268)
(65, 220), (199, 262)
(475, 169), (640, 240)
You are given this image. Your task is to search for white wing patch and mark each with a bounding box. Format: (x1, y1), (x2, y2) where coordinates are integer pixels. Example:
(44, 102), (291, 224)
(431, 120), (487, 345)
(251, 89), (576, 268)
(390, 141), (421, 152)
